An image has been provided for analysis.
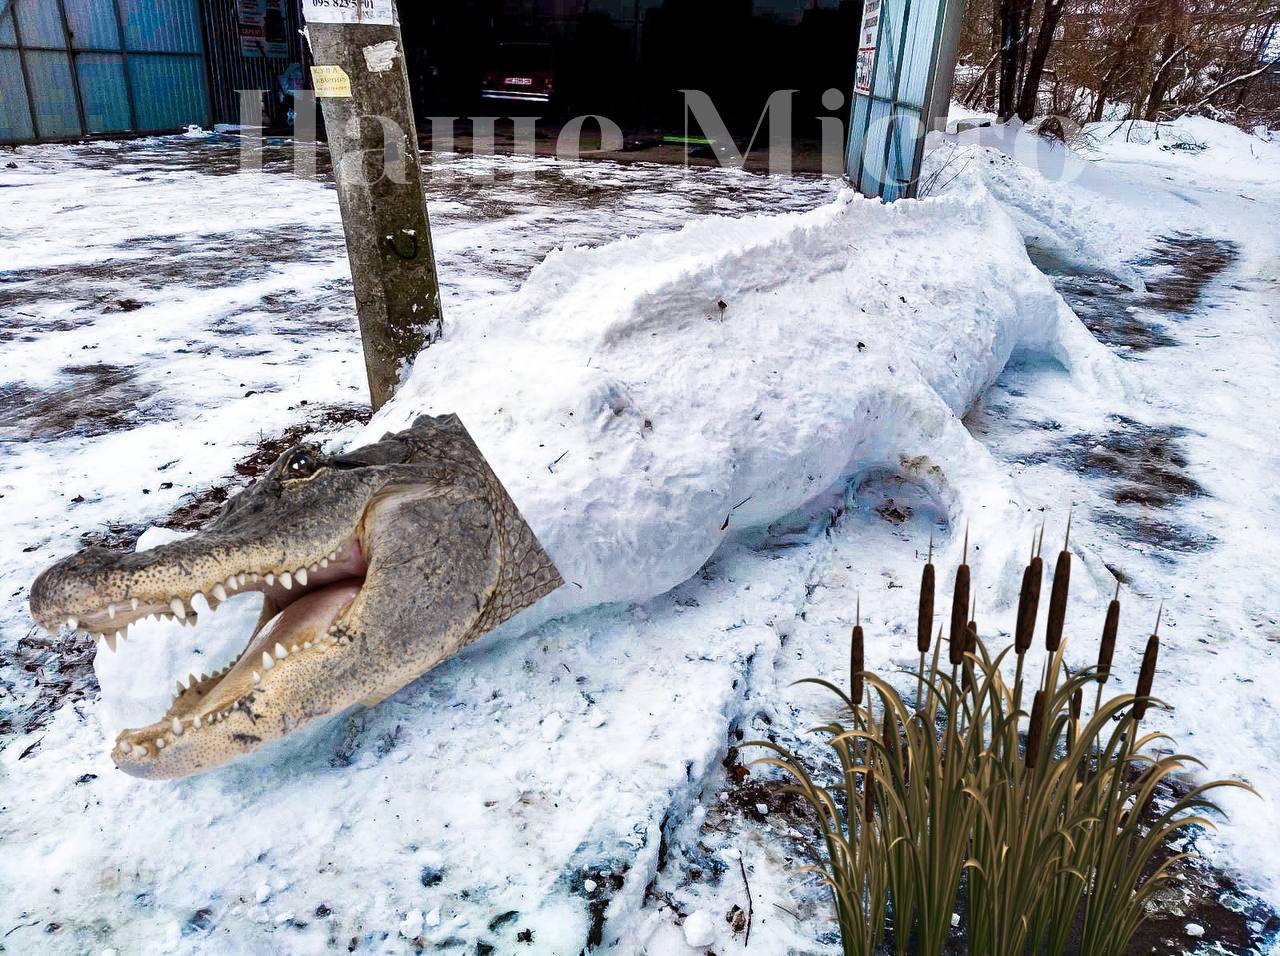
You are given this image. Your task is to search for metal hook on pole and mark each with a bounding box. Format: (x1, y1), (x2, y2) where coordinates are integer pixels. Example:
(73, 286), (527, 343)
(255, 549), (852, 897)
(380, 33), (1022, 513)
(385, 229), (420, 261)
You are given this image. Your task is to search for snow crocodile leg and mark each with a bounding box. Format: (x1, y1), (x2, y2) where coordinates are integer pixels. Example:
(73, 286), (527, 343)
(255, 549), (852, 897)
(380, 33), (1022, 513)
(28, 414), (563, 779)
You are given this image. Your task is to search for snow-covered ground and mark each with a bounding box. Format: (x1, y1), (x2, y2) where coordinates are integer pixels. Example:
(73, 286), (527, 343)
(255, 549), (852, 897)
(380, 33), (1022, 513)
(2, 119), (1278, 953)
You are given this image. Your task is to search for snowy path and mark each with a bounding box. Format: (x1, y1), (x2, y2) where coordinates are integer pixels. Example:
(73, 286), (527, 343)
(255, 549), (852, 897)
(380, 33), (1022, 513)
(2, 124), (1279, 954)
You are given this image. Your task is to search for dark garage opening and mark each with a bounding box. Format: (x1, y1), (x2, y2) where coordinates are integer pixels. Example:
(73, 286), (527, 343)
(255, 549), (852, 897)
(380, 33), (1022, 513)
(396, 0), (862, 144)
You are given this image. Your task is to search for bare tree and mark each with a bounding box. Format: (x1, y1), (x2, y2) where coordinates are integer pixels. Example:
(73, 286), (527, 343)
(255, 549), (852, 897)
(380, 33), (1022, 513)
(956, 0), (1280, 127)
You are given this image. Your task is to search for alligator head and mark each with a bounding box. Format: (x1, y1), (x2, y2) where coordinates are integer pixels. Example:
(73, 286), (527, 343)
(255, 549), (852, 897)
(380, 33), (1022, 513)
(30, 414), (562, 780)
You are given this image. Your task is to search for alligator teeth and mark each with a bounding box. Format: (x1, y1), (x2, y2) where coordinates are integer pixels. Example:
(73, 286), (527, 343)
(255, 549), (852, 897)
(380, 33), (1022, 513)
(176, 678), (187, 695)
(67, 616), (78, 631)
(104, 633), (118, 652)
(212, 583), (228, 602)
(295, 568), (308, 587)
(131, 597), (140, 611)
(170, 598), (186, 620)
(132, 743), (148, 757)
(193, 715), (202, 728)
(226, 575), (238, 592)
(238, 573), (248, 587)
(171, 717), (183, 736)
(274, 642), (287, 660)
(290, 644), (300, 654)
(319, 558), (329, 569)
(279, 571), (292, 590)
(108, 603), (117, 620)
(328, 551), (337, 562)
(155, 737), (165, 749)
(261, 652), (274, 671)
(265, 572), (275, 586)
(309, 563), (319, 573)
(252, 671), (261, 685)
(303, 641), (312, 649)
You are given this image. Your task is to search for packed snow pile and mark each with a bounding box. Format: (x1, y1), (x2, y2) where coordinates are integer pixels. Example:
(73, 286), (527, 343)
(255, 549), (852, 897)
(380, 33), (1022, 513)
(1083, 115), (1280, 185)
(366, 183), (1122, 629)
(3, 181), (1129, 953)
(925, 119), (1161, 288)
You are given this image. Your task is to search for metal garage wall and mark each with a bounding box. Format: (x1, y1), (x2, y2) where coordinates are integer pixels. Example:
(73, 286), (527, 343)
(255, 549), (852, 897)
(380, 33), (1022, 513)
(198, 0), (305, 128)
(0, 0), (211, 144)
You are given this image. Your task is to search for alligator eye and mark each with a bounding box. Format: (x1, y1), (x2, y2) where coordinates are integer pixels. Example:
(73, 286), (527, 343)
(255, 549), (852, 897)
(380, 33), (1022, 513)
(283, 450), (321, 481)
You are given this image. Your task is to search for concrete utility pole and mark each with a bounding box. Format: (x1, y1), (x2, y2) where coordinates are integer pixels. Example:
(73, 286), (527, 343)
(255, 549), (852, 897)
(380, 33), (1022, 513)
(302, 0), (442, 411)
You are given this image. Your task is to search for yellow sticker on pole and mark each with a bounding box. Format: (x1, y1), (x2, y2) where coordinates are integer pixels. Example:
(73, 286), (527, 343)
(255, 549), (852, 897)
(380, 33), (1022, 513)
(311, 65), (353, 98)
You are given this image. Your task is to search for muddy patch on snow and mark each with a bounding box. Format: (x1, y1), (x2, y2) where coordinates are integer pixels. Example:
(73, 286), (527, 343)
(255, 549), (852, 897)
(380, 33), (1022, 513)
(1053, 271), (1178, 351)
(1027, 415), (1204, 508)
(1030, 233), (1239, 355)
(1139, 234), (1239, 314)
(0, 363), (168, 443)
(0, 625), (99, 741)
(0, 224), (344, 302)
(1022, 415), (1213, 557)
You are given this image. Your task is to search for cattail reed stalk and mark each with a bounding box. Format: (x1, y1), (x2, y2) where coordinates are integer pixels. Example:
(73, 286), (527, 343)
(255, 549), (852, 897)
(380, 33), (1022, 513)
(918, 538), (935, 709)
(1015, 526), (1044, 655)
(1026, 690), (1046, 771)
(962, 616), (978, 693)
(1068, 686), (1083, 751)
(1092, 581), (1123, 760)
(851, 594), (865, 710)
(864, 759), (876, 824)
(1132, 606), (1162, 723)
(1098, 581), (1121, 685)
(1045, 513), (1072, 655)
(949, 527), (970, 668)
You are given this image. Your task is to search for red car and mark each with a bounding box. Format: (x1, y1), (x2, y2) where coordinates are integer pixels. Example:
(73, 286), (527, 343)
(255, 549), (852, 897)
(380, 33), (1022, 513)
(481, 42), (555, 105)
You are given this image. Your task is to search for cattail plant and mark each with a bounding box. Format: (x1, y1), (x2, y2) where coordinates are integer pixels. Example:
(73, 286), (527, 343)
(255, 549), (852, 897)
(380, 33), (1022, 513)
(1097, 582), (1121, 685)
(1044, 514), (1072, 656)
(949, 527), (970, 669)
(917, 539), (935, 709)
(1132, 608), (1162, 723)
(851, 595), (865, 707)
(1013, 527), (1044, 700)
(1093, 581), (1121, 723)
(749, 531), (1253, 956)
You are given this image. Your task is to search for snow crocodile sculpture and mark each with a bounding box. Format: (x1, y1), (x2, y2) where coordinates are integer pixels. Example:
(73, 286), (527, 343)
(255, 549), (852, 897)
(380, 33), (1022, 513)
(29, 415), (563, 778)
(29, 184), (1122, 780)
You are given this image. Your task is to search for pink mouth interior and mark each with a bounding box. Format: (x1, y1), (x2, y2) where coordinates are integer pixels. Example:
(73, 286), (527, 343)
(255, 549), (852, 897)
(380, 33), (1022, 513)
(249, 581), (362, 660)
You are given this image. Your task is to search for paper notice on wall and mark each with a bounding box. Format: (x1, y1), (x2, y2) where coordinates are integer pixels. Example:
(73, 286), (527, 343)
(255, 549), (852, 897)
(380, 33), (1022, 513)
(855, 0), (880, 95)
(311, 65), (353, 98)
(238, 0), (289, 57)
(300, 0), (397, 25)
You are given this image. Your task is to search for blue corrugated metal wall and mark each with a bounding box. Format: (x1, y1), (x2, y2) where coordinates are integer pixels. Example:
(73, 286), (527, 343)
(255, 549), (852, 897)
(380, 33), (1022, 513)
(0, 0), (211, 143)
(845, 0), (960, 200)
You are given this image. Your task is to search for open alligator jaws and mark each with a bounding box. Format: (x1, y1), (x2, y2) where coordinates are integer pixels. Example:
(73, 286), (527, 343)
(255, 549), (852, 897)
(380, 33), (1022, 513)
(29, 414), (562, 779)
